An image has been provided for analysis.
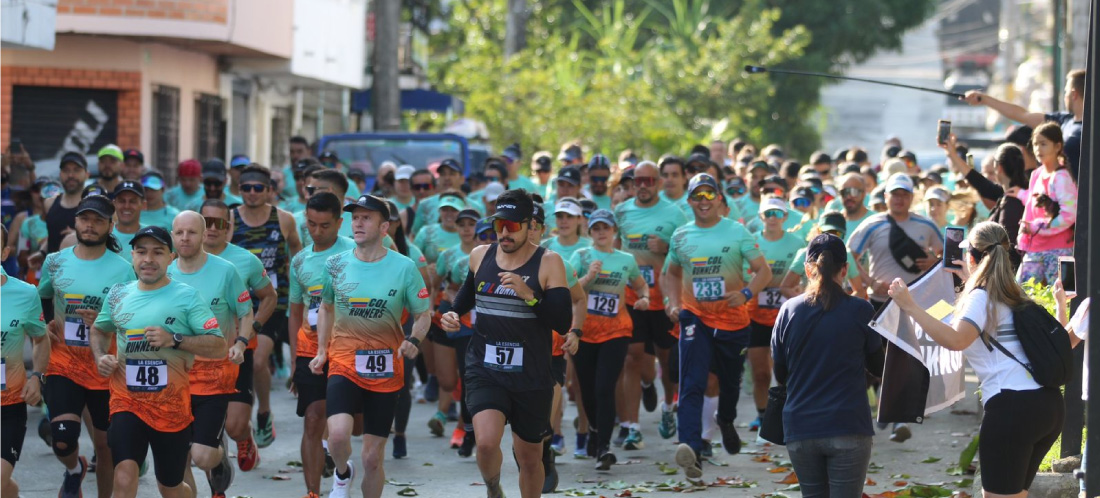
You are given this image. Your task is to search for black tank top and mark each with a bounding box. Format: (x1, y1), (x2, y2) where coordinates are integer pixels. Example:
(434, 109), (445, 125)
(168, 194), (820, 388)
(232, 206), (290, 312)
(466, 244), (553, 391)
(46, 196), (78, 253)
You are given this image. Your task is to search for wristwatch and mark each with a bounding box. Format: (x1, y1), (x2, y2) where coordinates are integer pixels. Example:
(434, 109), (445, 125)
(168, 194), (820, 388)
(27, 371), (44, 383)
(524, 297), (539, 307)
(171, 333), (184, 349)
(569, 328), (583, 339)
(234, 336), (250, 347)
(252, 321), (264, 335)
(407, 337), (421, 347)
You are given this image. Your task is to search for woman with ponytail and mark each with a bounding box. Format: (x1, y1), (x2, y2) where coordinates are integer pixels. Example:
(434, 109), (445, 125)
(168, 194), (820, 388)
(889, 221), (1062, 496)
(1017, 122), (1077, 284)
(771, 234), (883, 495)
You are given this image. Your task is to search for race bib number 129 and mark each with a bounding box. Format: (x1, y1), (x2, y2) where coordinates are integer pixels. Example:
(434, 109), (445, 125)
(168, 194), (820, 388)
(587, 291), (620, 317)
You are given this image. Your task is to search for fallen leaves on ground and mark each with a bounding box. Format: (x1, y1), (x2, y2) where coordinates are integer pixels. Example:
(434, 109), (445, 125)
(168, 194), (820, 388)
(775, 471), (798, 484)
(767, 467), (790, 473)
(267, 475), (291, 481)
(920, 456), (942, 463)
(396, 487), (418, 497)
(751, 454), (773, 463)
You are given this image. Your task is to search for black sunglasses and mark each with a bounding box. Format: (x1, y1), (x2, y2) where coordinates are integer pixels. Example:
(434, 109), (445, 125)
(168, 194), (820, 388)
(240, 183), (267, 193)
(412, 183), (433, 191)
(478, 231), (497, 242)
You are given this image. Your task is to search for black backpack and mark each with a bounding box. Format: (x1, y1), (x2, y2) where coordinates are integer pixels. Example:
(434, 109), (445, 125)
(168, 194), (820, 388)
(980, 301), (1074, 389)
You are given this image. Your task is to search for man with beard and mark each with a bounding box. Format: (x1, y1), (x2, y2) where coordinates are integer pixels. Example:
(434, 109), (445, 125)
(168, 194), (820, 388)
(440, 190), (573, 498)
(38, 194), (135, 498)
(283, 136), (312, 199)
(91, 225), (227, 497)
(836, 172), (873, 239)
(41, 152), (89, 254)
(200, 199), (274, 472)
(612, 161), (686, 449)
(94, 145), (124, 194)
(202, 160), (243, 208)
(231, 165), (302, 451)
(586, 155), (613, 210)
(658, 157), (687, 207)
(112, 181), (146, 263)
(122, 149), (146, 181)
(167, 160), (206, 212)
(168, 212), (253, 498)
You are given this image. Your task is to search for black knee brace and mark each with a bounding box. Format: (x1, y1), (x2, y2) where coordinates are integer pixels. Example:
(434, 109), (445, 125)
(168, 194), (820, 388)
(51, 420), (82, 457)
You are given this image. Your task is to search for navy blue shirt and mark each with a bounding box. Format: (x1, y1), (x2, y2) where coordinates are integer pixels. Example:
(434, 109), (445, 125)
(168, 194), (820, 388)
(771, 294), (881, 442)
(1045, 111), (1082, 180)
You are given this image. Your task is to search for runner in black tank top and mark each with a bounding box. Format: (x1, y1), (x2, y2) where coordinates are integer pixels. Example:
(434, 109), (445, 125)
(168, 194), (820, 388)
(45, 196), (79, 253)
(440, 189), (574, 498)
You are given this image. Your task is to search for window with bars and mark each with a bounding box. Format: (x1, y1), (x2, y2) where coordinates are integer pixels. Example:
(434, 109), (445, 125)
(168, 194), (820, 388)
(152, 85), (180, 176)
(271, 106), (291, 167)
(194, 93), (225, 161)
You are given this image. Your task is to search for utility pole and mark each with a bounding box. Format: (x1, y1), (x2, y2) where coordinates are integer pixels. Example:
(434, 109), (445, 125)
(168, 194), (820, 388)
(504, 0), (528, 58)
(1053, 0), (1066, 111)
(373, 0), (401, 131)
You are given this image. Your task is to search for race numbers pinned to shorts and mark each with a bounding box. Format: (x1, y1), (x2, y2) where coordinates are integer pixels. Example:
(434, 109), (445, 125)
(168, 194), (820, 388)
(355, 349), (395, 379)
(484, 341), (524, 372)
(126, 358), (168, 392)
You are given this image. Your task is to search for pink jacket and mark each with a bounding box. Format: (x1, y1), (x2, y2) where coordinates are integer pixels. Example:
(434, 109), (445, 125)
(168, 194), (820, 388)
(1018, 166), (1077, 252)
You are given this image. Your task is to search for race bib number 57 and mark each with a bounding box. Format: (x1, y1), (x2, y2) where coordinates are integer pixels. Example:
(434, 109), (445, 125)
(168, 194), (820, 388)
(126, 359), (168, 392)
(484, 342), (524, 372)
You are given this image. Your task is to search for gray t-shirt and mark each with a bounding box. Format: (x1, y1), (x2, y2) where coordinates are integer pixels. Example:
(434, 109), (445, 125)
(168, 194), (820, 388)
(849, 212), (944, 302)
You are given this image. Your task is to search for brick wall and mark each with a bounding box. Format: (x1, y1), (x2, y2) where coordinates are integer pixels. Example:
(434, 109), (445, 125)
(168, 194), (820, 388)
(0, 67), (141, 150)
(57, 0), (229, 24)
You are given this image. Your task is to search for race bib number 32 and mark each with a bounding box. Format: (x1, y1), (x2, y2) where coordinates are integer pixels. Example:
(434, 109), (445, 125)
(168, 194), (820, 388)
(484, 342), (524, 372)
(126, 359), (168, 392)
(758, 288), (787, 309)
(587, 291), (620, 317)
(64, 316), (90, 347)
(692, 277), (726, 302)
(355, 349), (395, 379)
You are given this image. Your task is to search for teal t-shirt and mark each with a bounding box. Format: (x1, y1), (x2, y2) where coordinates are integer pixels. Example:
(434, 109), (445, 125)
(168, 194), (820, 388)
(666, 217), (762, 330)
(749, 231), (807, 287)
(413, 223), (462, 264)
(509, 176), (539, 194)
(209, 242), (274, 312)
(570, 247), (641, 303)
(290, 236), (356, 352)
(19, 214), (47, 253)
(113, 227), (146, 263)
(167, 254), (251, 341)
(38, 248), (135, 355)
(845, 210), (874, 242)
(389, 195), (416, 215)
(437, 245), (473, 286)
(94, 279), (222, 431)
(590, 194), (613, 210)
(164, 185), (205, 212)
(614, 198), (686, 303)
(296, 210), (355, 248)
(141, 205), (181, 231)
(789, 247), (861, 280)
(541, 236), (592, 264)
(2, 270), (46, 402)
(280, 196), (307, 216)
(735, 196), (760, 222)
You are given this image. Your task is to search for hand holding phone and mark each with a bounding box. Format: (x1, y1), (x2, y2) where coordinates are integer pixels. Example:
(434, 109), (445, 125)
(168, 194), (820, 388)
(943, 226), (965, 269)
(937, 120), (952, 146)
(1059, 257), (1076, 297)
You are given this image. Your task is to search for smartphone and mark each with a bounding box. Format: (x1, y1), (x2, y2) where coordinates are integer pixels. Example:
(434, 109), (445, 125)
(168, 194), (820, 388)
(943, 226), (965, 269)
(966, 153), (974, 169)
(937, 120), (952, 145)
(1059, 256), (1076, 296)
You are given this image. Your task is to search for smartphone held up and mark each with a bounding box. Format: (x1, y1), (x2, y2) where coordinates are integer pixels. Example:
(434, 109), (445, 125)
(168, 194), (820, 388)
(943, 226), (965, 269)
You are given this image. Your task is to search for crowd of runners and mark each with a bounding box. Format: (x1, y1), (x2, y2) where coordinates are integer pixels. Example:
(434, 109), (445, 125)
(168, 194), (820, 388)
(0, 68), (1090, 497)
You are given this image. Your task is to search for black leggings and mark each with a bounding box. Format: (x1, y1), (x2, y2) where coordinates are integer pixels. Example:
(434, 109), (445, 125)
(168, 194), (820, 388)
(979, 387), (1064, 494)
(573, 337), (629, 452)
(453, 335), (473, 428)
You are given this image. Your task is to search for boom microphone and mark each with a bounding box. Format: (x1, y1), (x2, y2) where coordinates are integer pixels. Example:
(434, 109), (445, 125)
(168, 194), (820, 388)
(745, 65), (966, 99)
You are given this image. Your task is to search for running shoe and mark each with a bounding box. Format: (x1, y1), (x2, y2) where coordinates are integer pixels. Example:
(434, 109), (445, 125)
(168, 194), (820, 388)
(302, 493), (321, 498)
(573, 433), (589, 459)
(890, 423), (912, 443)
(458, 431), (476, 458)
(541, 440), (558, 493)
(700, 440), (713, 458)
(275, 362), (290, 380)
(623, 428), (645, 450)
(450, 426), (466, 448)
(139, 458), (148, 477)
(549, 434), (565, 456)
(718, 420), (741, 455)
(237, 436), (260, 472)
(612, 426), (629, 447)
(423, 375), (439, 403)
(446, 403), (459, 422)
(59, 455), (88, 498)
(208, 434), (234, 495)
(213, 493), (226, 498)
(329, 460), (355, 498)
(254, 413), (275, 448)
(428, 410), (447, 437)
(323, 449), (335, 478)
(392, 435), (407, 459)
(674, 443), (702, 479)
(641, 383), (658, 412)
(658, 410), (677, 439)
(595, 449), (616, 471)
(88, 452), (97, 472)
(748, 416), (761, 432)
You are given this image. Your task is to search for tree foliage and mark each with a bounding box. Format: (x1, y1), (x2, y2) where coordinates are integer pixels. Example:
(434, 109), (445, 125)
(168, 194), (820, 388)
(429, 0), (935, 159)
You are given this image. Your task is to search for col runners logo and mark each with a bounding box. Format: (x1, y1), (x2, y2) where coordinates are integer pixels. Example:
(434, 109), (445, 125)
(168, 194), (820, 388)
(125, 329), (145, 342)
(308, 285), (323, 297)
(349, 298), (372, 308)
(690, 257), (709, 268)
(64, 294), (84, 305)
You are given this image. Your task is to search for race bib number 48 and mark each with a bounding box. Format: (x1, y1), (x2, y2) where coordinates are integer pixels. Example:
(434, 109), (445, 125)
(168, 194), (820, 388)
(64, 316), (90, 347)
(484, 342), (524, 372)
(126, 359), (168, 392)
(692, 277), (726, 302)
(587, 291), (620, 317)
(355, 349), (395, 379)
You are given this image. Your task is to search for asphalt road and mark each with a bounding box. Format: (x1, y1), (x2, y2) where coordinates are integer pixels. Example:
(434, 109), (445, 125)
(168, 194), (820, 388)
(10, 369), (984, 497)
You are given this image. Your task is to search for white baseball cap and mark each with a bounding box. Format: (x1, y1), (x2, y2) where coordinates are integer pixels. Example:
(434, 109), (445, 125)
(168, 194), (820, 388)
(395, 165), (417, 181)
(758, 196), (789, 215)
(483, 182), (505, 202)
(554, 198), (584, 216)
(925, 186), (950, 203)
(885, 173), (915, 193)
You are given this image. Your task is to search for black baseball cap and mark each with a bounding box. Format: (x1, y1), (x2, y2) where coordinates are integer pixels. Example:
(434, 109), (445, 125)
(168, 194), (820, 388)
(532, 201), (546, 224)
(687, 173), (719, 194)
(60, 151), (88, 169)
(686, 152), (711, 169)
(759, 175), (788, 191)
(457, 208), (480, 223)
(558, 145), (583, 163)
(343, 194), (392, 219)
(492, 192), (534, 223)
(83, 185), (110, 198)
(113, 180), (145, 198)
(809, 151), (832, 165)
(76, 194), (114, 219)
(203, 159), (227, 181)
(556, 166), (581, 185)
(534, 155), (553, 172)
(806, 233), (846, 263)
(131, 225), (173, 250)
(818, 211), (847, 234)
(318, 151), (339, 163)
(437, 158), (462, 174)
(124, 148), (144, 164)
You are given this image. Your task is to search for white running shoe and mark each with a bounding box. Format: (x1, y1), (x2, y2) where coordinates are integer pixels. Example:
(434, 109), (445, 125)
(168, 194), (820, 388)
(329, 459), (356, 498)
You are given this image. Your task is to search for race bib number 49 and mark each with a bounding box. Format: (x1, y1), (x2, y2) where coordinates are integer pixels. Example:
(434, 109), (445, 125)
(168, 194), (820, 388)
(126, 359), (168, 392)
(692, 277), (726, 302)
(64, 316), (90, 347)
(355, 349), (395, 379)
(587, 291), (620, 317)
(484, 342), (524, 372)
